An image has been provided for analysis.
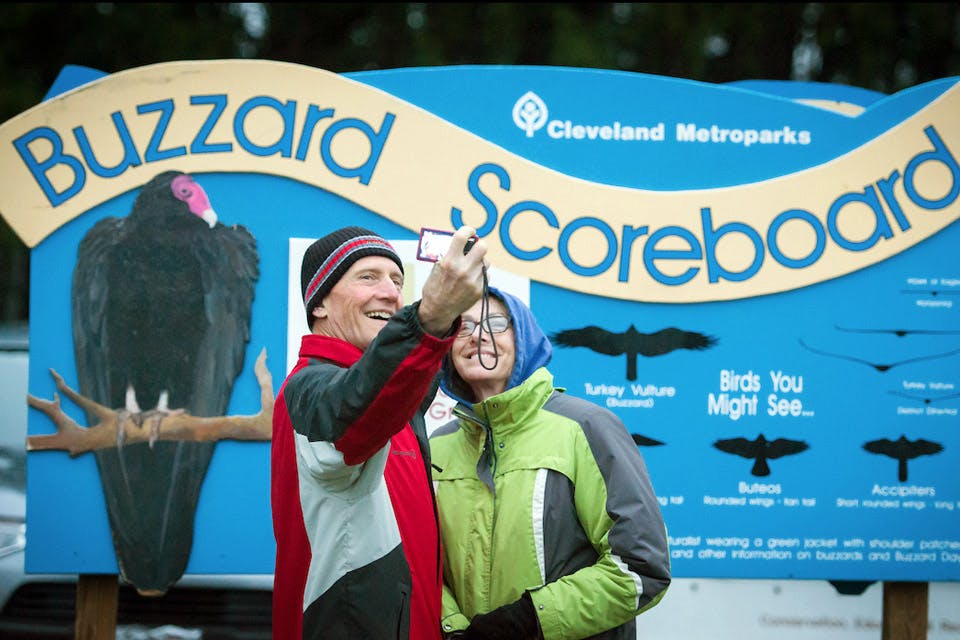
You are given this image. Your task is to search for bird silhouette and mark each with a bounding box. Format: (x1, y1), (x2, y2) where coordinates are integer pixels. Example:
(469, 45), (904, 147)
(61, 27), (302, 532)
(713, 434), (809, 476)
(900, 289), (960, 297)
(835, 324), (960, 337)
(799, 339), (960, 372)
(72, 170), (259, 595)
(863, 435), (943, 482)
(550, 325), (717, 380)
(630, 433), (665, 447)
(888, 390), (960, 405)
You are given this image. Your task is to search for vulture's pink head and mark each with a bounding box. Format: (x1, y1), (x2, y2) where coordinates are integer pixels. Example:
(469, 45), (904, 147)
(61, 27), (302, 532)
(171, 174), (218, 228)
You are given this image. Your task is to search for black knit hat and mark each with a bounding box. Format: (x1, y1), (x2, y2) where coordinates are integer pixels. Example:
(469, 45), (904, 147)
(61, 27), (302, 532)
(301, 226), (404, 324)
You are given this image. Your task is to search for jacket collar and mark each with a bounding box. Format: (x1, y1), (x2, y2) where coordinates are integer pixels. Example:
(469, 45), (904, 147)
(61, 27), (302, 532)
(299, 333), (362, 367)
(456, 367), (555, 437)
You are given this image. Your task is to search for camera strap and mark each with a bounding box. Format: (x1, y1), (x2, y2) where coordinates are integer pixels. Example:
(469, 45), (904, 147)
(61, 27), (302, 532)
(476, 265), (500, 371)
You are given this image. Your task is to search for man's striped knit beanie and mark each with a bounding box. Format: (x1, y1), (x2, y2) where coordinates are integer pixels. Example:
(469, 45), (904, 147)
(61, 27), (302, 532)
(300, 226), (404, 325)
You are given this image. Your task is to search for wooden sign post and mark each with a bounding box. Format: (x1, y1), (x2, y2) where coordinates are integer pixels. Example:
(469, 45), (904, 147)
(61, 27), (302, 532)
(882, 581), (929, 640)
(75, 574), (118, 640)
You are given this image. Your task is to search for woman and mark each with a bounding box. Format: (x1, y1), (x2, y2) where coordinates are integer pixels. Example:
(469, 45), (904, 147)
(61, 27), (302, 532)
(430, 286), (671, 640)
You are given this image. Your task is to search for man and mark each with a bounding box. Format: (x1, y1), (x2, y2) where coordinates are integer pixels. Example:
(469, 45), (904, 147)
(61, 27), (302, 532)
(271, 225), (487, 640)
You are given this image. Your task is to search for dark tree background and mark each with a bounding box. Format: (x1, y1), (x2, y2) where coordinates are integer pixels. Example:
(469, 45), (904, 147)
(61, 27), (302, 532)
(2, 2), (959, 323)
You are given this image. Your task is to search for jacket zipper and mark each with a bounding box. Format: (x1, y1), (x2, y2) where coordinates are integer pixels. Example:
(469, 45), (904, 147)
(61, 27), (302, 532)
(483, 408), (498, 611)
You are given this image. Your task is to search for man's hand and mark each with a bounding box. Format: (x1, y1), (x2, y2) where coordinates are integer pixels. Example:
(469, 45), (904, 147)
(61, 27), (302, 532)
(418, 225), (488, 337)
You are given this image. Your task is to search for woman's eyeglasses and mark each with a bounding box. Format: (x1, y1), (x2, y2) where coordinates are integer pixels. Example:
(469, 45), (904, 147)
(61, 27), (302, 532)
(457, 314), (512, 338)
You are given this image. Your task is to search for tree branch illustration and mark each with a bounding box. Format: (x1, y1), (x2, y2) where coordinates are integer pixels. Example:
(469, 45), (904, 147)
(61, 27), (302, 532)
(26, 348), (273, 455)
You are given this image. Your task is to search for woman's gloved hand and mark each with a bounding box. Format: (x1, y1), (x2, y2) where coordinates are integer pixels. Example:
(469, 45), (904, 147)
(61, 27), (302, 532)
(462, 592), (542, 640)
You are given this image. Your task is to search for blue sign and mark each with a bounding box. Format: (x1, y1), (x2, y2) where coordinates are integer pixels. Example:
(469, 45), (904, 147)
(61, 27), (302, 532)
(2, 61), (957, 585)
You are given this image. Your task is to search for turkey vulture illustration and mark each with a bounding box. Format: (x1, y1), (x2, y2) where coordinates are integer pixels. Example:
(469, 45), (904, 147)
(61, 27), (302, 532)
(72, 170), (259, 595)
(713, 433), (809, 477)
(863, 435), (943, 482)
(799, 339), (960, 372)
(550, 325), (717, 380)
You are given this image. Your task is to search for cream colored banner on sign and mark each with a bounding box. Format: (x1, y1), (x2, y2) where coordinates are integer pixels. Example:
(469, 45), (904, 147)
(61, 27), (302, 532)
(1, 60), (957, 303)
